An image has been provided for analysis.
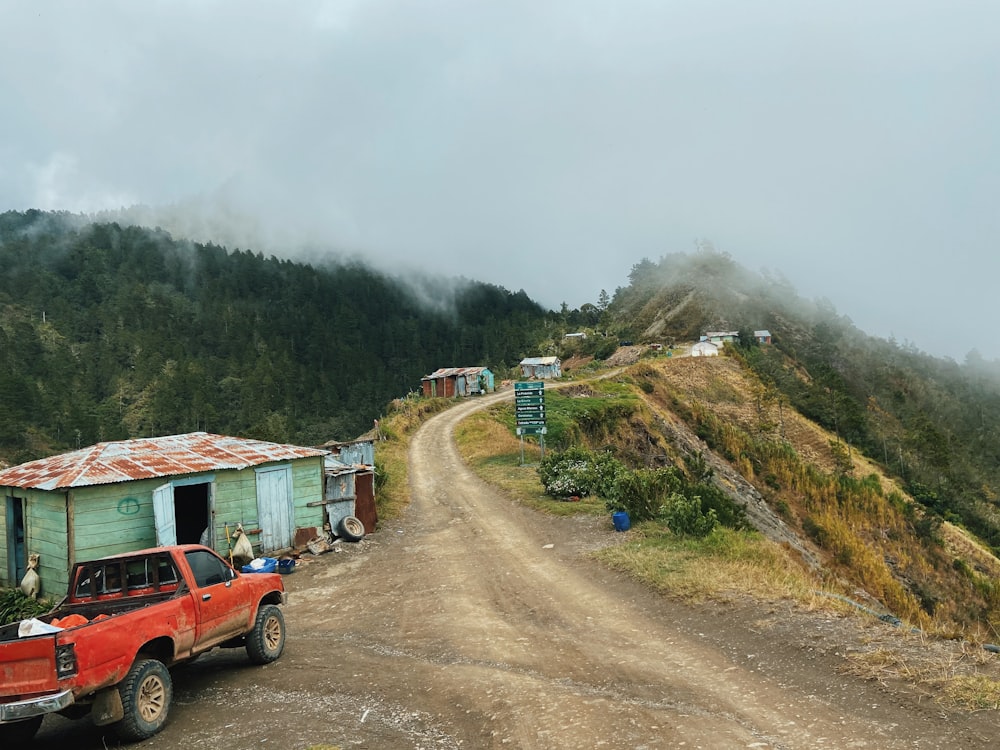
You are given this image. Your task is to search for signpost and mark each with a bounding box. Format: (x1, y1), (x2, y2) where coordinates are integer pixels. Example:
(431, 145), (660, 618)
(514, 381), (546, 463)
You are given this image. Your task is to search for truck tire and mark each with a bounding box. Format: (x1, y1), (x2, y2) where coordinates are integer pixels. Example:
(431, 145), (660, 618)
(116, 658), (172, 741)
(246, 604), (286, 664)
(0, 715), (42, 743)
(337, 515), (365, 542)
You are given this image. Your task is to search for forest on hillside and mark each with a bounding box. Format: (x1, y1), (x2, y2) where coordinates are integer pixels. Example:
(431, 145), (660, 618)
(606, 249), (1000, 554)
(5, 211), (1000, 562)
(0, 210), (550, 463)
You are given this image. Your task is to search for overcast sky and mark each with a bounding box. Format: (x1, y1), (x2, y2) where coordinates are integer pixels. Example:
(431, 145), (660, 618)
(3, 1), (997, 360)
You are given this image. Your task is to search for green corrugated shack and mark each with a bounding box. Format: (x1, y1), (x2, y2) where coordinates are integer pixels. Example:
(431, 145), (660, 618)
(0, 432), (329, 599)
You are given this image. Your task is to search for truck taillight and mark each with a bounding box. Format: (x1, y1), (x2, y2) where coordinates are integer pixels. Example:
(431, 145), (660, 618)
(55, 643), (78, 678)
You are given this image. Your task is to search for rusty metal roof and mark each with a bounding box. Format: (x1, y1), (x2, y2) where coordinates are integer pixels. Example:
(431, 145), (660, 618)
(324, 456), (359, 476)
(0, 432), (329, 491)
(421, 366), (490, 380)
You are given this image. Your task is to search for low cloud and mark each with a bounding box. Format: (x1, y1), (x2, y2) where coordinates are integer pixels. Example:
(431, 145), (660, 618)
(2, 1), (997, 361)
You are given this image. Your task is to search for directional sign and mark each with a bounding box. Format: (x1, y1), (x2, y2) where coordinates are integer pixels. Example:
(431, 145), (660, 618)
(514, 381), (546, 434)
(517, 425), (547, 435)
(514, 404), (545, 414)
(514, 395), (545, 405)
(514, 382), (545, 391)
(515, 406), (545, 419)
(516, 405), (545, 416)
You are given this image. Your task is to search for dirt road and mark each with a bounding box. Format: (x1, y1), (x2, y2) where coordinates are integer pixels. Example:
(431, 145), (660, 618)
(33, 391), (996, 748)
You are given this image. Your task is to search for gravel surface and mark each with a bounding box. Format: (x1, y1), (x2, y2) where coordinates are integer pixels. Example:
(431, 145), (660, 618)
(31, 391), (999, 749)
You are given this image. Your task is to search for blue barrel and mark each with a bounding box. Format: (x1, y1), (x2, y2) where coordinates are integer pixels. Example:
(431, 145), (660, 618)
(612, 511), (631, 532)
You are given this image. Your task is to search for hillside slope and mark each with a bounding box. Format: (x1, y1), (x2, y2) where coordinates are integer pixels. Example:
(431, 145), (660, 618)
(0, 210), (549, 462)
(592, 249), (1000, 635)
(542, 354), (1000, 638)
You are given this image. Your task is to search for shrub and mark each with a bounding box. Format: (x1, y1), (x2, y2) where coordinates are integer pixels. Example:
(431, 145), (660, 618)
(0, 589), (48, 626)
(540, 446), (627, 500)
(590, 451), (628, 500)
(660, 492), (719, 538)
(610, 467), (683, 522)
(687, 481), (746, 529)
(539, 445), (599, 497)
(540, 445), (745, 533)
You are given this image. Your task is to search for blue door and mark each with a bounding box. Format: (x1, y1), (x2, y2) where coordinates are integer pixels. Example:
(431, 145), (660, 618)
(256, 466), (293, 552)
(6, 496), (26, 586)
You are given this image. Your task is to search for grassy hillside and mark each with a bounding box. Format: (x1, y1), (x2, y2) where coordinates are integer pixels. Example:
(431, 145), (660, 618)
(441, 354), (1000, 642)
(640, 355), (1000, 635)
(602, 249), (1000, 568)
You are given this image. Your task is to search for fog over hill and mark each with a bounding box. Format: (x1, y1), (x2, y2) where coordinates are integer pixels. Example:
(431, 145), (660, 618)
(3, 2), (999, 361)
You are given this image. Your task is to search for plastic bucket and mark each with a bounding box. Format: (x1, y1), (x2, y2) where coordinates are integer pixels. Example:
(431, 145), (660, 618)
(612, 511), (631, 532)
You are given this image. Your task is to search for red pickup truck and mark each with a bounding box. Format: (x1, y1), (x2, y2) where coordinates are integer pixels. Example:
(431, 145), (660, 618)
(0, 544), (287, 744)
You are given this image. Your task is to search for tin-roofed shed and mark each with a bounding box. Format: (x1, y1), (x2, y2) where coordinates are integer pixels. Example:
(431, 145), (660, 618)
(519, 356), (562, 379)
(421, 367), (495, 398)
(0, 432), (329, 597)
(320, 438), (378, 537)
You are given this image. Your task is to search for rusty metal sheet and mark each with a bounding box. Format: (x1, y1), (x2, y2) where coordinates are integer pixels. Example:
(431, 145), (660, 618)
(421, 366), (489, 380)
(0, 432), (329, 491)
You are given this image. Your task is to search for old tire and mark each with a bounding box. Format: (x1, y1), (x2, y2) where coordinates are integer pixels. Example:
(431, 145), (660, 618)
(337, 515), (365, 542)
(117, 658), (172, 742)
(0, 715), (43, 743)
(246, 604), (286, 664)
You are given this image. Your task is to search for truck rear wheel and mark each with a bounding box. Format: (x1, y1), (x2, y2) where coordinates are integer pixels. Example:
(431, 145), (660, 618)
(117, 658), (172, 741)
(0, 715), (43, 743)
(246, 604), (286, 664)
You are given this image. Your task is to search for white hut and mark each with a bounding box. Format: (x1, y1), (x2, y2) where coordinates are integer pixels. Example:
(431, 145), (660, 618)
(690, 341), (720, 357)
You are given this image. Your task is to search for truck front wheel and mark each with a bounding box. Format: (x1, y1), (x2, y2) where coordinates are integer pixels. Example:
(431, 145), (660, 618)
(117, 658), (173, 741)
(246, 604), (286, 664)
(0, 715), (43, 743)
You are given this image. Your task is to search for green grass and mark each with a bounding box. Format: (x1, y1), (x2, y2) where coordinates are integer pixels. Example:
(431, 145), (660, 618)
(455, 411), (606, 517)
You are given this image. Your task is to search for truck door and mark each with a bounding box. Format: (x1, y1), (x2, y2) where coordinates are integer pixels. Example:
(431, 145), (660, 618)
(183, 549), (251, 647)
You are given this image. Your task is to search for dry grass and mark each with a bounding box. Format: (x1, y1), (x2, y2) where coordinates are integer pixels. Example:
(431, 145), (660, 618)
(844, 639), (1000, 710)
(375, 396), (454, 521)
(943, 674), (1000, 710)
(594, 525), (818, 604)
(455, 410), (606, 517)
(376, 435), (411, 521)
